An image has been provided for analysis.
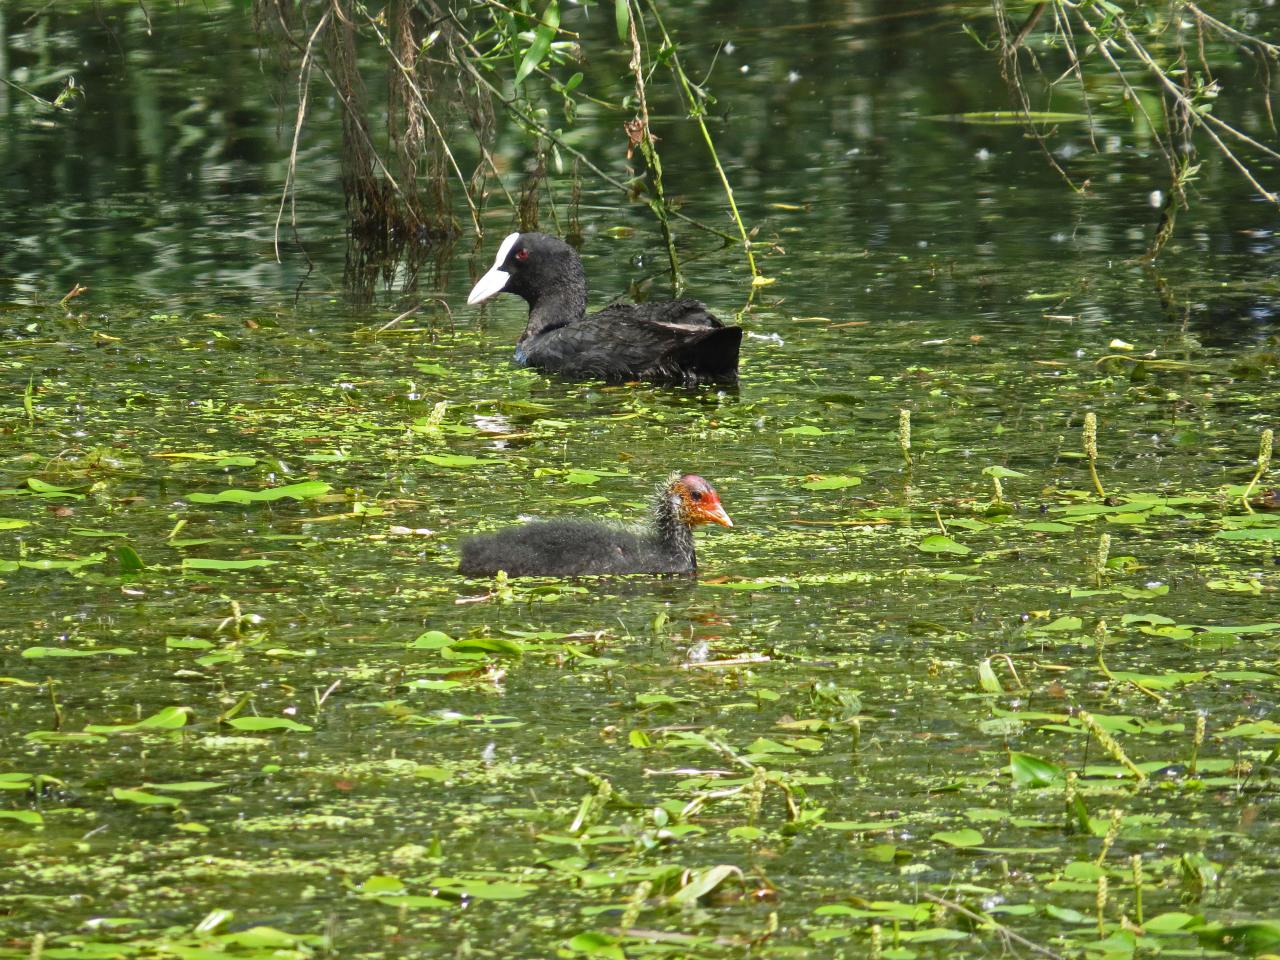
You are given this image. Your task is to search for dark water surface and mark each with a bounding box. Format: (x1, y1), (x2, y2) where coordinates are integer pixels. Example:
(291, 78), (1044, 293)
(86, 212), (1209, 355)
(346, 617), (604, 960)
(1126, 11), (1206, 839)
(3, 2), (1280, 958)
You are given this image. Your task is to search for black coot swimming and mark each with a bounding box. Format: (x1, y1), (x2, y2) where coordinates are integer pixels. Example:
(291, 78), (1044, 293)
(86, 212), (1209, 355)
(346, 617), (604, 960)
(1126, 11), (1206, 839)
(467, 232), (742, 385)
(458, 473), (733, 577)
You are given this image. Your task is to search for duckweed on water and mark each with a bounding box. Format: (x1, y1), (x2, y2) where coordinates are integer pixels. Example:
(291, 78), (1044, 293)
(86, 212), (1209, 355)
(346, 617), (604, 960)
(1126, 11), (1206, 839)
(4, 2), (1280, 957)
(2, 295), (1279, 959)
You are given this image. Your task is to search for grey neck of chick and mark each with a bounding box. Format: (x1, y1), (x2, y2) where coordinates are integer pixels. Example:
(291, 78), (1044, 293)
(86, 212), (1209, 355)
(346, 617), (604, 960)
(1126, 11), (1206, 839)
(522, 257), (588, 338)
(652, 482), (696, 570)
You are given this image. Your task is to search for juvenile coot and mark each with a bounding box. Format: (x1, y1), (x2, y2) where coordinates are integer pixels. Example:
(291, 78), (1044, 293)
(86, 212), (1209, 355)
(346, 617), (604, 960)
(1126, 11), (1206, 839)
(467, 232), (742, 385)
(458, 473), (733, 577)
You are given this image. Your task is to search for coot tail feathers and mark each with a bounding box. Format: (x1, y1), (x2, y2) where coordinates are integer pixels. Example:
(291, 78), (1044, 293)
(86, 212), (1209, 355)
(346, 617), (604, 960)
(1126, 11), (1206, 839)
(673, 325), (743, 383)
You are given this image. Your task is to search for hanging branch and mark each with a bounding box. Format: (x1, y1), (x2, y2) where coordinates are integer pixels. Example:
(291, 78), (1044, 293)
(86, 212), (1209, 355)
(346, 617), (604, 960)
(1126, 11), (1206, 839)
(273, 7), (330, 264)
(990, 0), (1280, 257)
(441, 9), (738, 245)
(642, 0), (765, 285)
(622, 0), (682, 291)
(357, 7), (482, 236)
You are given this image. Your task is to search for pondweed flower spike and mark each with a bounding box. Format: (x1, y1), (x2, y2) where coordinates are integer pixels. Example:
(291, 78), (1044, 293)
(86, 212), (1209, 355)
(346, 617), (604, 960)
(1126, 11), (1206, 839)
(1094, 533), (1111, 588)
(898, 409), (912, 466)
(1079, 708), (1147, 781)
(1242, 427), (1273, 514)
(1190, 711), (1206, 776)
(1095, 808), (1123, 866)
(1131, 854), (1144, 925)
(1083, 412), (1105, 498)
(1094, 619), (1114, 679)
(620, 880), (652, 931)
(493, 569), (514, 603)
(1096, 874), (1109, 938)
(746, 765), (768, 824)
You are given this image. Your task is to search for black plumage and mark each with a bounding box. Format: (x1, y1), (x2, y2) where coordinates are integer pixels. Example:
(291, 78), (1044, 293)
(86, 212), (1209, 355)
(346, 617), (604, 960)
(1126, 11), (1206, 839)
(458, 474), (733, 577)
(466, 232), (742, 385)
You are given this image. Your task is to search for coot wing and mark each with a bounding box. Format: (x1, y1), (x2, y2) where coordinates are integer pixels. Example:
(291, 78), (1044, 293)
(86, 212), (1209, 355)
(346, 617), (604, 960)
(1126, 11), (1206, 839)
(523, 301), (740, 384)
(595, 298), (725, 329)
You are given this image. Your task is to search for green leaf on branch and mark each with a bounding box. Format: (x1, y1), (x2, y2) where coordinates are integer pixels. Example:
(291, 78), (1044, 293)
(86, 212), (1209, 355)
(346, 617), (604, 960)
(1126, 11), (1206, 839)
(516, 3), (560, 85)
(615, 0), (630, 42)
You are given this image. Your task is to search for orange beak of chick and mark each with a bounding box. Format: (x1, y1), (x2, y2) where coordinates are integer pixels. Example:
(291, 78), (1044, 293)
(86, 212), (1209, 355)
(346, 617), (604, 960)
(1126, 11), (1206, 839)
(693, 493), (733, 528)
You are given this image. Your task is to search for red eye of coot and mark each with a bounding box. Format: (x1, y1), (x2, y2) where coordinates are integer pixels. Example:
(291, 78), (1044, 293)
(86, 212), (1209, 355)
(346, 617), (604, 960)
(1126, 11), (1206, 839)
(514, 248), (529, 261)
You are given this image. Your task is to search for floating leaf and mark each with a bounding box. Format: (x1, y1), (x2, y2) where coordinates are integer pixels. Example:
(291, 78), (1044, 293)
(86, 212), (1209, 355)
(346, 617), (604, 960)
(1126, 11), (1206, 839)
(1143, 912), (1199, 933)
(85, 706), (192, 734)
(430, 877), (535, 900)
(112, 788), (181, 807)
(25, 478), (84, 499)
(3, 553), (107, 573)
(569, 931), (625, 960)
(1026, 522), (1075, 533)
(409, 631), (454, 650)
(188, 480), (331, 504)
(1216, 527), (1280, 541)
(918, 534), (970, 555)
(182, 558), (278, 571)
(115, 544), (145, 572)
(1010, 752), (1063, 788)
(404, 679), (463, 692)
(167, 637), (214, 650)
(0, 810), (44, 824)
(745, 737), (795, 754)
(801, 475), (861, 491)
(669, 865), (742, 905)
(1109, 670), (1206, 689)
(23, 646), (135, 658)
(941, 110), (1091, 124)
(931, 829), (984, 847)
(451, 636), (525, 656)
(225, 717), (313, 732)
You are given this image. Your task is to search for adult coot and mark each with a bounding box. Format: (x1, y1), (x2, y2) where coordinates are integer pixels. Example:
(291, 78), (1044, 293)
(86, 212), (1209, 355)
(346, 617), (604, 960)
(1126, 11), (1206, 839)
(458, 473), (732, 576)
(467, 232), (742, 385)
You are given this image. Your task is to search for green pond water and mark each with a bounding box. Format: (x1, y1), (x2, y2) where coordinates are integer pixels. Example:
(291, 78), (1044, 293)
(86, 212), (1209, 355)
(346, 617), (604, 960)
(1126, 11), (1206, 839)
(3, 2), (1280, 958)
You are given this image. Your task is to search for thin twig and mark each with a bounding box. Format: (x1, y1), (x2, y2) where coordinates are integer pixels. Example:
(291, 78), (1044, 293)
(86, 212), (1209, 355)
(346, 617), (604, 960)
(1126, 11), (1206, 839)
(269, 2), (421, 252)
(1184, 3), (1280, 57)
(274, 8), (330, 263)
(625, 0), (682, 290)
(991, 0), (1083, 193)
(922, 892), (1065, 960)
(1079, 7), (1280, 205)
(643, 0), (761, 281)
